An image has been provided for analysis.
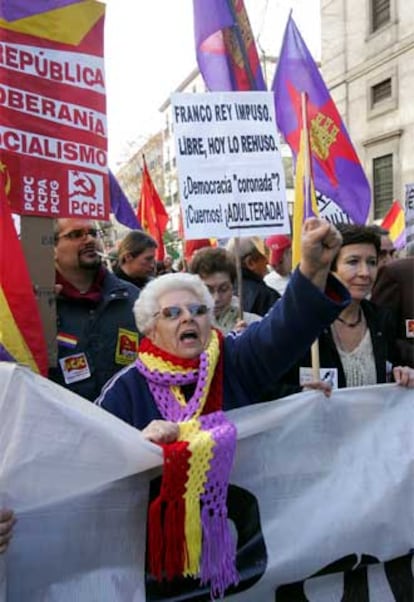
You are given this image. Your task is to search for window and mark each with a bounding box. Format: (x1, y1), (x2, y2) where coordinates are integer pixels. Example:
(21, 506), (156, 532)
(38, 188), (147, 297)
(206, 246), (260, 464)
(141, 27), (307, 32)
(371, 78), (392, 106)
(371, 0), (390, 32)
(373, 154), (393, 219)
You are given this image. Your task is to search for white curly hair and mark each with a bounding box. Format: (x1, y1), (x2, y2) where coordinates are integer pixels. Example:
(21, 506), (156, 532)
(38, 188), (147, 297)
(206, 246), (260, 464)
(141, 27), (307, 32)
(133, 272), (214, 334)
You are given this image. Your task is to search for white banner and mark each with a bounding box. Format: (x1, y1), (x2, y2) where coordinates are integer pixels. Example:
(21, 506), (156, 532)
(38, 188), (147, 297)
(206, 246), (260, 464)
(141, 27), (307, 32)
(172, 92), (289, 240)
(316, 191), (353, 225)
(0, 362), (413, 601)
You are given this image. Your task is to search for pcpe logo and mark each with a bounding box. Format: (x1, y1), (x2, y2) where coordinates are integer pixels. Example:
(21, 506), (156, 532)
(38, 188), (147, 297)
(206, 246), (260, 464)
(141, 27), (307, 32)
(68, 170), (104, 217)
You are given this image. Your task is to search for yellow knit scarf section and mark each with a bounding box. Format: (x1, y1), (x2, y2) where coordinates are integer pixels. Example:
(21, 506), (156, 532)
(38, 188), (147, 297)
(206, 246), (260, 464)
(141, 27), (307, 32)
(180, 419), (214, 576)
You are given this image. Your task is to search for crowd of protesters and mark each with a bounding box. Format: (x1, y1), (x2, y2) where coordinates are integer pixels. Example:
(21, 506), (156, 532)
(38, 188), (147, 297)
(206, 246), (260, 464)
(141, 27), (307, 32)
(1, 217), (413, 559)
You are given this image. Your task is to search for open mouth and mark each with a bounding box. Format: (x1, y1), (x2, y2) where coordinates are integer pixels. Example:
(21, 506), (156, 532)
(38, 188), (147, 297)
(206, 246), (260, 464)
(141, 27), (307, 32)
(179, 330), (198, 342)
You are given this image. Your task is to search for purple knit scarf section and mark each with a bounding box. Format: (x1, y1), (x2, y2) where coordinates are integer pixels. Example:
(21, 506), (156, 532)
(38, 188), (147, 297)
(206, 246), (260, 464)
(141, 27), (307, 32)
(135, 351), (208, 421)
(199, 411), (239, 598)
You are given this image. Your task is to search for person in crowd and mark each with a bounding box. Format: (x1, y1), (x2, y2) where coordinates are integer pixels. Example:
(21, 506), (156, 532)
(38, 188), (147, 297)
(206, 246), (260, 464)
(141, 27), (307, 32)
(95, 218), (349, 596)
(285, 224), (414, 389)
(155, 254), (176, 276)
(226, 236), (281, 316)
(48, 218), (140, 401)
(162, 254), (176, 274)
(189, 247), (261, 334)
(264, 234), (292, 295)
(113, 230), (157, 289)
(0, 509), (14, 553)
(372, 226), (396, 267)
(371, 255), (414, 368)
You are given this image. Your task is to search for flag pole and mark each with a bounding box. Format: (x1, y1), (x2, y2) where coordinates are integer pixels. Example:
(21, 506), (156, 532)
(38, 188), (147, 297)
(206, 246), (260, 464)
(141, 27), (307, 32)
(224, 0), (254, 320)
(301, 92), (321, 381)
(234, 238), (244, 320)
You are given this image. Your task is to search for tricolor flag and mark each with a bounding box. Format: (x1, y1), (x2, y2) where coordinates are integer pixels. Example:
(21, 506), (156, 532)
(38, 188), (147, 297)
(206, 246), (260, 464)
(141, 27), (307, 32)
(137, 159), (169, 261)
(273, 15), (371, 225)
(193, 0), (266, 91)
(0, 185), (48, 375)
(381, 200), (406, 250)
(0, 1), (81, 21)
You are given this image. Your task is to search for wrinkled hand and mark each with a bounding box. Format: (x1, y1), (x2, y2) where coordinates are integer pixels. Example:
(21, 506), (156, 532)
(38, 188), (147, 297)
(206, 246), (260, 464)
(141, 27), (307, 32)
(393, 366), (414, 387)
(142, 420), (179, 444)
(302, 380), (333, 398)
(299, 218), (342, 290)
(0, 509), (16, 553)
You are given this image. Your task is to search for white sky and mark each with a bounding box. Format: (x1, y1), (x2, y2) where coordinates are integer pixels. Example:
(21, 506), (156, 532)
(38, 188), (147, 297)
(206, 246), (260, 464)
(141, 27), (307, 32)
(103, 0), (321, 169)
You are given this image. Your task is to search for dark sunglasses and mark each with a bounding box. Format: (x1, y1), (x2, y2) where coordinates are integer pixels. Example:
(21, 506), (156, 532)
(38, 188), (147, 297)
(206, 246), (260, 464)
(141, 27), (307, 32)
(154, 303), (210, 320)
(57, 228), (101, 241)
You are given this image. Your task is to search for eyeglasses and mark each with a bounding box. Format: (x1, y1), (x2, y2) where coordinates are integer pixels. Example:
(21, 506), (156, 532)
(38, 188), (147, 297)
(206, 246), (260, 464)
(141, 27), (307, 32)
(57, 228), (102, 241)
(154, 303), (210, 320)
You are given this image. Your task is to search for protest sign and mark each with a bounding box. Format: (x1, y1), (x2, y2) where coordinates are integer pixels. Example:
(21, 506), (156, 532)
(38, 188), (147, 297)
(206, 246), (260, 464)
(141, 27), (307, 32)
(1, 362), (413, 601)
(405, 183), (414, 244)
(316, 191), (352, 225)
(0, 3), (109, 219)
(172, 91), (289, 240)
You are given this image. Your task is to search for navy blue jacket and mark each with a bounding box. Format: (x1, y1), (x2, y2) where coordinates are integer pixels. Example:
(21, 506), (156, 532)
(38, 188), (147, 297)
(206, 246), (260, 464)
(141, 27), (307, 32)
(96, 269), (350, 428)
(49, 270), (140, 401)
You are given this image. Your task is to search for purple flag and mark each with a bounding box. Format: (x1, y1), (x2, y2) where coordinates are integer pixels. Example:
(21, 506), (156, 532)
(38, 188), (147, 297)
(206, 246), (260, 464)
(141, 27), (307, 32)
(193, 0), (266, 91)
(0, 342), (15, 362)
(273, 15), (371, 224)
(0, 0), (80, 21)
(109, 171), (141, 230)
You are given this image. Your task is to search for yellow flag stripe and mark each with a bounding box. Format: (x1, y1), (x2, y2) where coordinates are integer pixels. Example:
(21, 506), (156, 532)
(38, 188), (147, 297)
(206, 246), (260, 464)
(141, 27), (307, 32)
(0, 1), (105, 46)
(293, 130), (319, 268)
(0, 287), (39, 373)
(389, 211), (405, 242)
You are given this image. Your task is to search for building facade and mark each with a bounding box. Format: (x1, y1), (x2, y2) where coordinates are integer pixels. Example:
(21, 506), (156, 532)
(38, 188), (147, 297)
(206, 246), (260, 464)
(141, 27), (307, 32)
(116, 131), (164, 213)
(321, 0), (414, 220)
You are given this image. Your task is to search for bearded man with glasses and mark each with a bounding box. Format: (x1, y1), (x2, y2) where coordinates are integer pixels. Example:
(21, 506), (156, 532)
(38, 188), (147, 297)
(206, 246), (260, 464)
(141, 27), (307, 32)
(48, 218), (140, 401)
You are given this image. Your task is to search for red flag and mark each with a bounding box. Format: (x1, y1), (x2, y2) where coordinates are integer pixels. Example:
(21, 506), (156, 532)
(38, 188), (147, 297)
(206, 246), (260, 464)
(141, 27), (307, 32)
(0, 185), (48, 375)
(137, 159), (169, 261)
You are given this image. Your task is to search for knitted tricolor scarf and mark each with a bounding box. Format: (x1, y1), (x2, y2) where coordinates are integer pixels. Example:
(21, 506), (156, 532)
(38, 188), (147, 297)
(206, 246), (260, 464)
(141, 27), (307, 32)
(136, 329), (239, 599)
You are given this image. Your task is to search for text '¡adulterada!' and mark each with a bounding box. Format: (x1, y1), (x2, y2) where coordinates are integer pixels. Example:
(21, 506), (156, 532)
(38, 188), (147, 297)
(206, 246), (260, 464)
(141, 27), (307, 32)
(184, 200), (285, 229)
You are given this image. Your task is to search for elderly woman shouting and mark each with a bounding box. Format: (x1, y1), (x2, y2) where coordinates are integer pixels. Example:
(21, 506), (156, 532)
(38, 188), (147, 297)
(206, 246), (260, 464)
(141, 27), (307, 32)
(96, 218), (348, 598)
